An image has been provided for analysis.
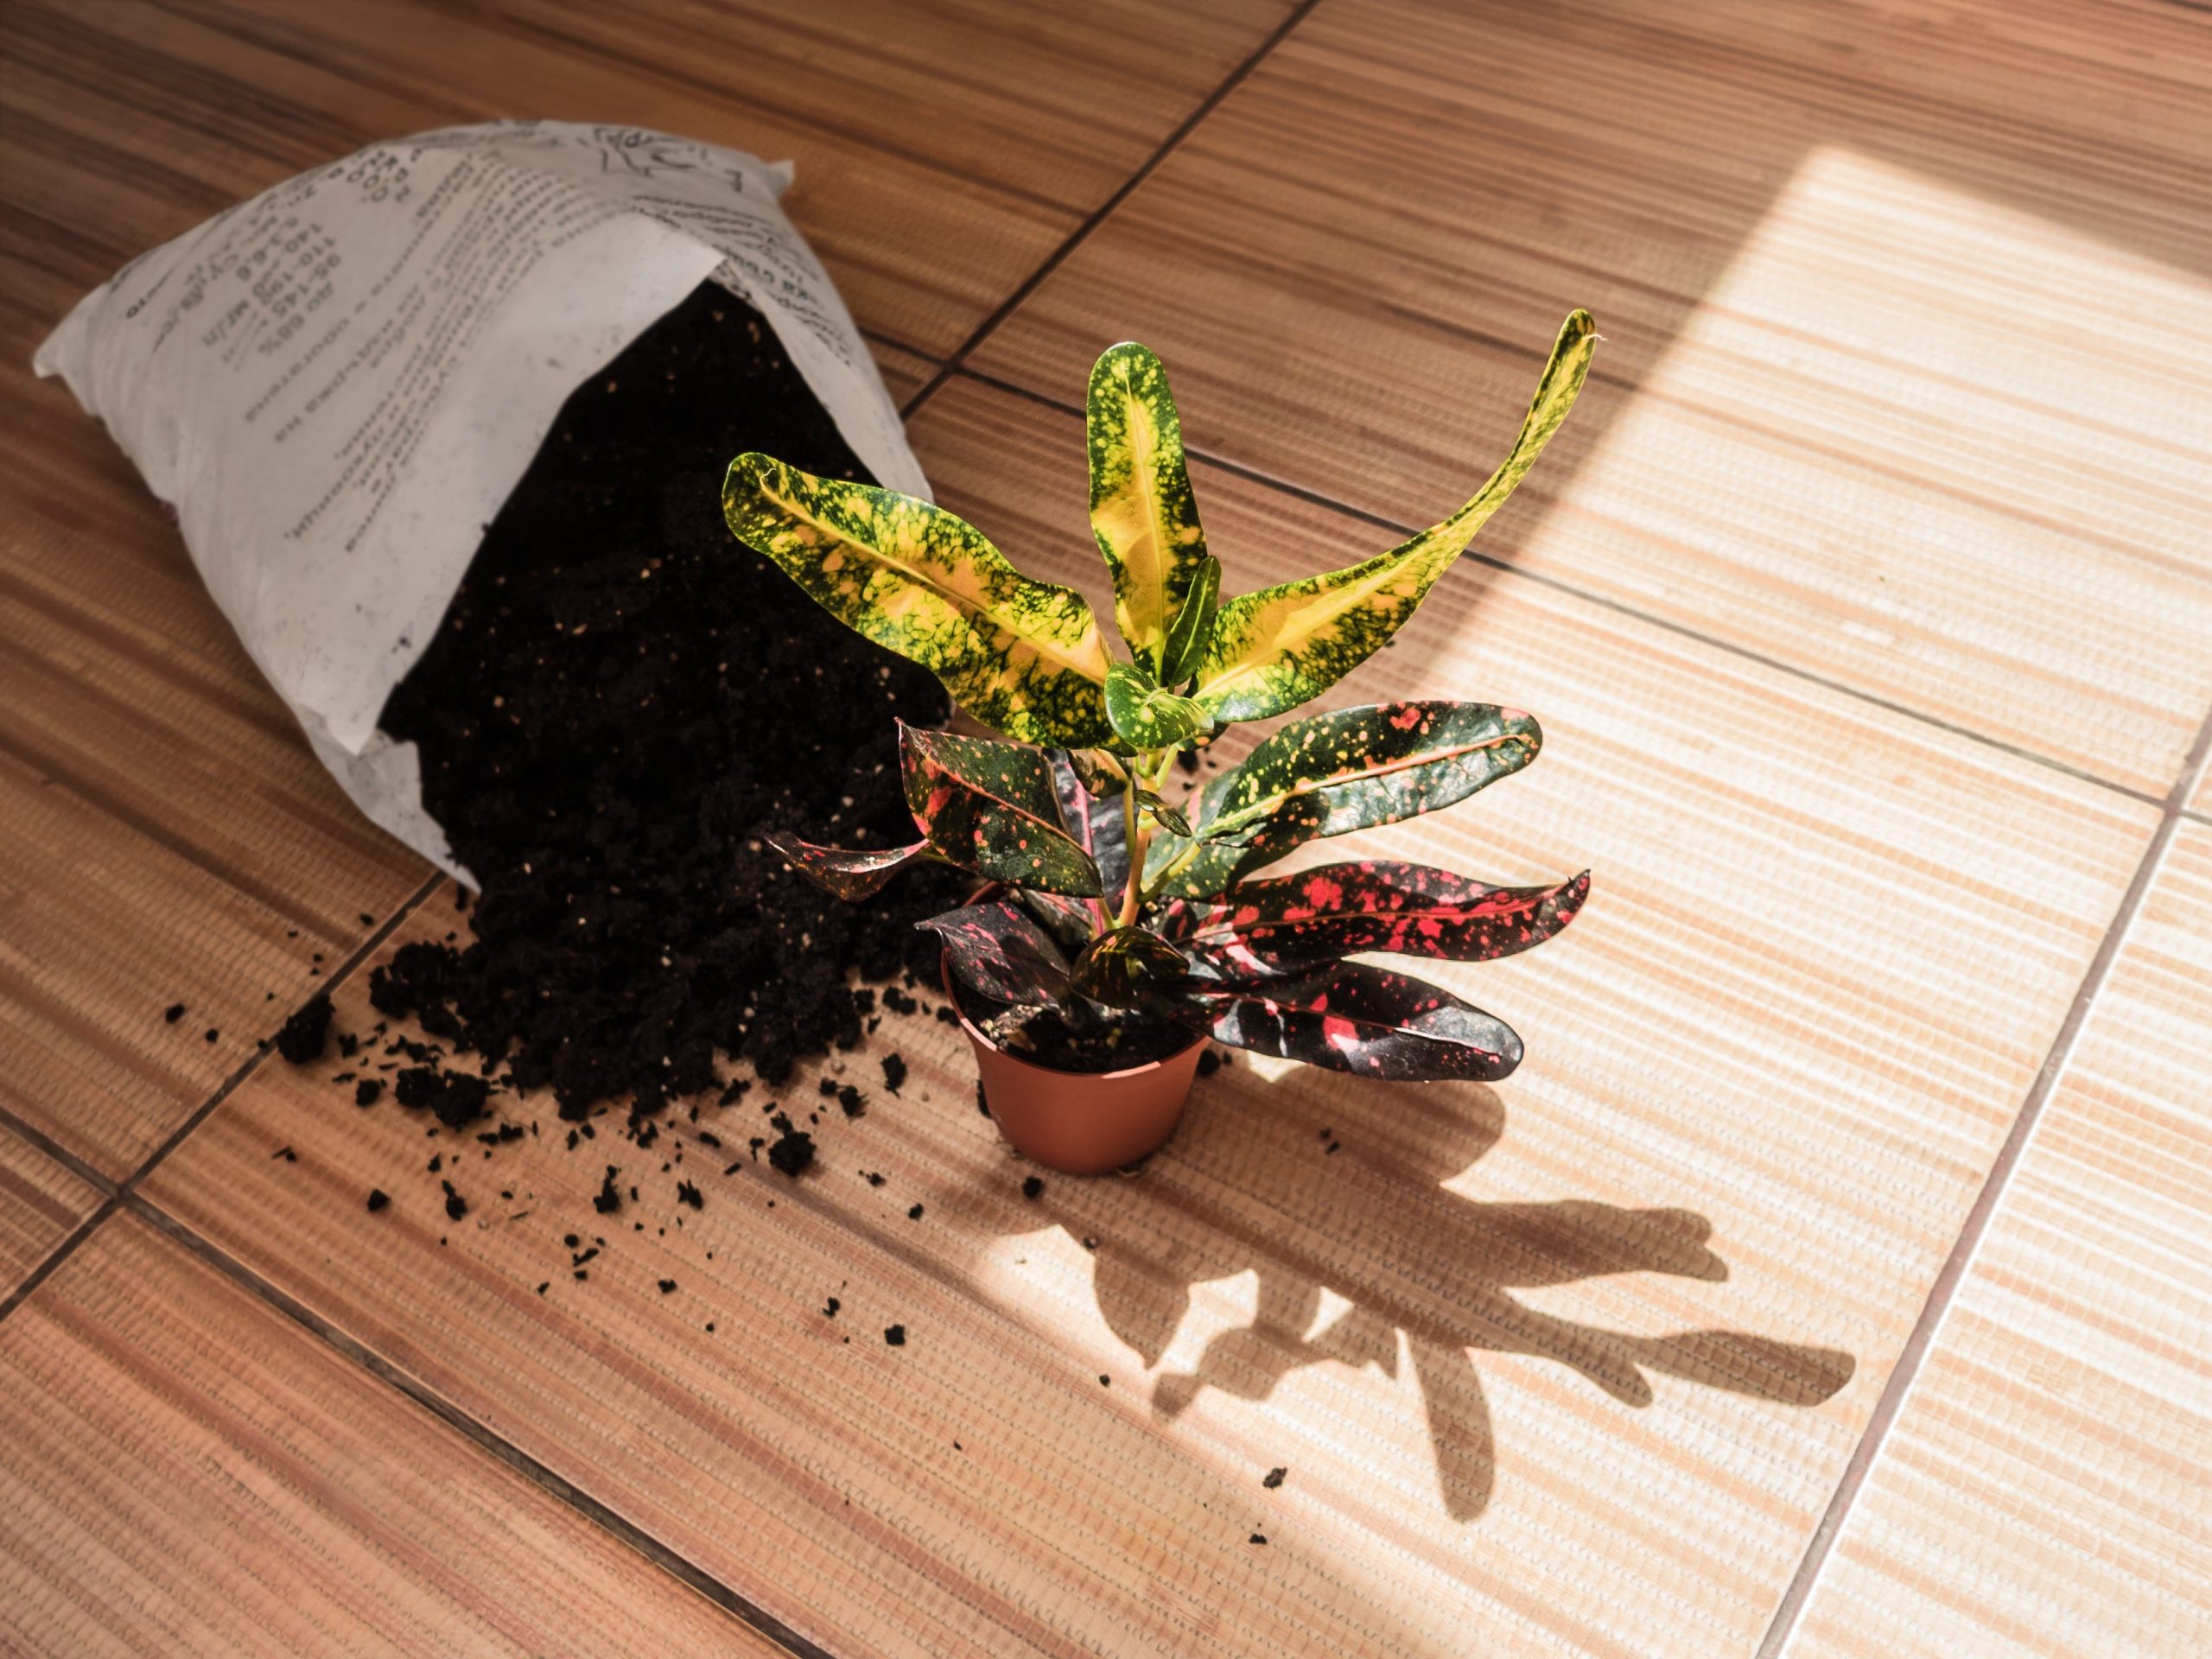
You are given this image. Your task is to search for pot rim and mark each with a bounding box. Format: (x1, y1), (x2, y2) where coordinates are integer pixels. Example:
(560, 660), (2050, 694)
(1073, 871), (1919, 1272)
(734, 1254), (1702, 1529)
(938, 951), (1205, 1084)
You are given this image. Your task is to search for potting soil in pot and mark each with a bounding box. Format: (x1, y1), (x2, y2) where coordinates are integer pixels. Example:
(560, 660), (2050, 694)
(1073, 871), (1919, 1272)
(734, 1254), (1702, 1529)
(371, 281), (967, 1118)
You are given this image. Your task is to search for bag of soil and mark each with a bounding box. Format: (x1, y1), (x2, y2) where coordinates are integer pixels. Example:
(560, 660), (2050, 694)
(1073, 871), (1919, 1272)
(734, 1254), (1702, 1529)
(36, 122), (963, 1114)
(34, 120), (925, 877)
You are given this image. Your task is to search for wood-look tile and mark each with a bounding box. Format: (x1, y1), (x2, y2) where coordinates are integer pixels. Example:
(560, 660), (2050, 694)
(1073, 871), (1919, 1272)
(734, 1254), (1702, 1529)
(1789, 821), (2212, 1658)
(0, 1214), (781, 1658)
(3, 0), (1290, 359)
(0, 373), (432, 1178)
(974, 0), (2212, 796)
(870, 340), (940, 407)
(462, 0), (1298, 214)
(0, 0), (1077, 359)
(145, 378), (2158, 1657)
(0, 1130), (100, 1302)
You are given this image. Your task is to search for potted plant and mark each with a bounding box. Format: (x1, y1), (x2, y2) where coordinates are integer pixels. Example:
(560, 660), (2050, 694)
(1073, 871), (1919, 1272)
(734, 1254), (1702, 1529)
(723, 312), (1598, 1173)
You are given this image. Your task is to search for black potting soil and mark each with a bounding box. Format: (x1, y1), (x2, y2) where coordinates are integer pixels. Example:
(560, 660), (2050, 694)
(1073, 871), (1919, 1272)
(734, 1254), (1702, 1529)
(374, 281), (964, 1122)
(274, 994), (333, 1065)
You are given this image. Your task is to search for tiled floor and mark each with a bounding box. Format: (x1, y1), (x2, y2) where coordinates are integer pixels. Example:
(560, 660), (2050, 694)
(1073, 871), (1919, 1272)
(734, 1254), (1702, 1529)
(2, 2), (2207, 1655)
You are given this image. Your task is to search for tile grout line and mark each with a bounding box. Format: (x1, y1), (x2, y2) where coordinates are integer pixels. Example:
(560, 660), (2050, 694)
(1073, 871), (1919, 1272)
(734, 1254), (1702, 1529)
(899, 0), (1326, 422)
(949, 365), (2176, 809)
(1755, 692), (2212, 1657)
(0, 868), (444, 1325)
(122, 1193), (835, 1659)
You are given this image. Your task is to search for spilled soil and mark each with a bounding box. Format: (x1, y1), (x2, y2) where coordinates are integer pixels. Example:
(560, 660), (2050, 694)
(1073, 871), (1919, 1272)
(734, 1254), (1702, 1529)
(374, 281), (966, 1120)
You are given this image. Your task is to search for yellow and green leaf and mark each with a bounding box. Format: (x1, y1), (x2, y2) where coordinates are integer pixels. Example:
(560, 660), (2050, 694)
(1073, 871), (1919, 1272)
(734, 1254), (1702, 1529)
(1192, 310), (1597, 722)
(725, 454), (1113, 747)
(1087, 343), (1212, 674)
(1159, 553), (1221, 687)
(1104, 660), (1211, 752)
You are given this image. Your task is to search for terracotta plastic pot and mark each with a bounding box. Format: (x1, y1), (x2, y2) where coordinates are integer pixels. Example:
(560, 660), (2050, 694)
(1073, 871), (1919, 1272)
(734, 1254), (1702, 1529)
(942, 957), (1205, 1175)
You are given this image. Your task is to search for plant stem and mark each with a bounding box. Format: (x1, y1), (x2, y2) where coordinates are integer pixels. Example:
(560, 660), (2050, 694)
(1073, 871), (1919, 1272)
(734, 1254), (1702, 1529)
(1116, 766), (1150, 929)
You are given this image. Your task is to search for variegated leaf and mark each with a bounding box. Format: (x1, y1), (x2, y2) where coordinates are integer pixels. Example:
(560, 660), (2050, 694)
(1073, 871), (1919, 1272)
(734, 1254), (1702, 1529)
(1020, 890), (1099, 955)
(1141, 790), (1326, 900)
(1087, 343), (1211, 673)
(1173, 959), (1522, 1081)
(725, 454), (1112, 746)
(1202, 701), (1541, 845)
(764, 832), (938, 901)
(901, 724), (1103, 897)
(1192, 311), (1597, 721)
(1105, 661), (1211, 751)
(1048, 750), (1128, 917)
(1167, 862), (1589, 969)
(1068, 926), (1188, 1012)
(1062, 747), (1128, 800)
(1159, 553), (1221, 687)
(918, 898), (1071, 1007)
(1136, 788), (1193, 838)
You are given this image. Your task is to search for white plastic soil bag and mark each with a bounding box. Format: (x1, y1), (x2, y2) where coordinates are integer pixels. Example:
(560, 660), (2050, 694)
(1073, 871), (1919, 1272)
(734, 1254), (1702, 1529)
(34, 120), (925, 880)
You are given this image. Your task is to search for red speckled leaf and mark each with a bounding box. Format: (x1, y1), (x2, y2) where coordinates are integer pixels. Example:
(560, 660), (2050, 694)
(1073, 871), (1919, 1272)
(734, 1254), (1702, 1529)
(1166, 862), (1589, 969)
(764, 832), (939, 901)
(1173, 960), (1522, 1082)
(901, 723), (1103, 897)
(918, 898), (1072, 1006)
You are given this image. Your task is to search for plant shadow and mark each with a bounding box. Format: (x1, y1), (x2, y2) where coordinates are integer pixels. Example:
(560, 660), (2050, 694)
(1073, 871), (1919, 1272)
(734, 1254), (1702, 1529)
(1018, 1058), (1854, 1522)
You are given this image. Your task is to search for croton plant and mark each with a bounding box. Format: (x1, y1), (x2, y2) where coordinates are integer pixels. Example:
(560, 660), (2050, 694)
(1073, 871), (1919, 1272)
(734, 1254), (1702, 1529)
(721, 312), (1597, 1081)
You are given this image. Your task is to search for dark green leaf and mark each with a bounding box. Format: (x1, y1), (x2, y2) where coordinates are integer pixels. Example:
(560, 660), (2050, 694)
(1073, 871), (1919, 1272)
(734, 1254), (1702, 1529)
(1204, 701), (1541, 845)
(1159, 554), (1221, 687)
(1141, 791), (1327, 899)
(1062, 747), (1128, 799)
(1137, 789), (1193, 838)
(901, 724), (1103, 897)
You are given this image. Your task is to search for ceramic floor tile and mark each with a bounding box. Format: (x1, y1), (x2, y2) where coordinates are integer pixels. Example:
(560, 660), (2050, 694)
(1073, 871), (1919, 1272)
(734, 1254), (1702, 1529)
(1788, 820), (2212, 1658)
(461, 0), (1299, 216)
(0, 372), (434, 1177)
(973, 0), (2212, 795)
(0, 1213), (784, 1658)
(870, 340), (940, 407)
(0, 1128), (102, 1303)
(2, 0), (1291, 359)
(141, 377), (2161, 1658)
